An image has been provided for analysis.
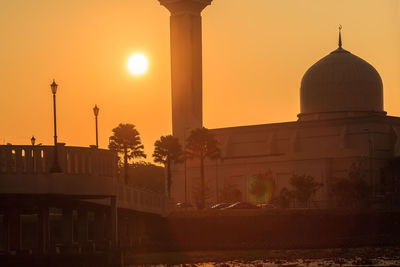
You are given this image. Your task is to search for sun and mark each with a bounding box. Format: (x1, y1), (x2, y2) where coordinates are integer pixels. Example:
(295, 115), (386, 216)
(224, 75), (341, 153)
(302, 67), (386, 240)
(127, 53), (149, 76)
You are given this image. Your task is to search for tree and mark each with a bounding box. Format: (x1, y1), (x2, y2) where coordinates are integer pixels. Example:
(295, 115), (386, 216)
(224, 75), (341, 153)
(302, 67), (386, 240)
(289, 174), (322, 207)
(329, 162), (371, 208)
(108, 123), (146, 184)
(185, 127), (221, 209)
(380, 157), (400, 207)
(153, 135), (183, 197)
(271, 187), (292, 208)
(249, 171), (275, 204)
(329, 177), (370, 208)
(125, 162), (165, 193)
(192, 181), (214, 209)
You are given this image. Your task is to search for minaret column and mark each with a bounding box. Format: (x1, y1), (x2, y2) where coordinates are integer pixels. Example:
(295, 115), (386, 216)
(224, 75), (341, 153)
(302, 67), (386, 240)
(159, 0), (212, 140)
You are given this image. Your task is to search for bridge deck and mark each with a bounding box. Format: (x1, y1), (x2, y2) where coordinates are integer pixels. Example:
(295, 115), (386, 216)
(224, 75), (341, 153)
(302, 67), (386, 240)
(0, 144), (168, 253)
(0, 144), (168, 216)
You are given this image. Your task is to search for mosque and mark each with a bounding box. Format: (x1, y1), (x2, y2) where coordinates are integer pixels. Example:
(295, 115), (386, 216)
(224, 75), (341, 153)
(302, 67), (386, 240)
(158, 0), (400, 207)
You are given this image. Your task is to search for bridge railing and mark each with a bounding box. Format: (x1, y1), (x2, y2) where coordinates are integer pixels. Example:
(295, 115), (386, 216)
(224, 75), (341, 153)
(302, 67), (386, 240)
(0, 144), (169, 216)
(116, 183), (168, 215)
(0, 144), (117, 177)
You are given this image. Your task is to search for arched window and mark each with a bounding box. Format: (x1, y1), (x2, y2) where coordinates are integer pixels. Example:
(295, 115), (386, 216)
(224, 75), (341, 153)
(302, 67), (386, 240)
(21, 149), (27, 173)
(11, 149), (16, 173)
(32, 148), (37, 173)
(40, 150), (46, 173)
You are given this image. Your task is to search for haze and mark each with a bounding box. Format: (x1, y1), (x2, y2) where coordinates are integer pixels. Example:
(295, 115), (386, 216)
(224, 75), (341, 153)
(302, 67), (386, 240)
(1, 0), (399, 158)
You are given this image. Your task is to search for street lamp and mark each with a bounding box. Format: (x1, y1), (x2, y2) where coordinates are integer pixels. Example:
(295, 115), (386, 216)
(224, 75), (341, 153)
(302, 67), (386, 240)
(31, 136), (36, 146)
(31, 136), (36, 173)
(50, 79), (62, 173)
(93, 105), (99, 148)
(183, 127), (190, 205)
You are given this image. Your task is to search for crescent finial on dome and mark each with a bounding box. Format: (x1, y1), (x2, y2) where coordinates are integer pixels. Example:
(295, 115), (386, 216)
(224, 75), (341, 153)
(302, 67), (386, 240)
(338, 24), (343, 48)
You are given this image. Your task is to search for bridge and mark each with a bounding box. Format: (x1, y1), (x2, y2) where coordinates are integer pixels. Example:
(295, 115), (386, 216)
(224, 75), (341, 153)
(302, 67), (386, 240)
(0, 144), (168, 254)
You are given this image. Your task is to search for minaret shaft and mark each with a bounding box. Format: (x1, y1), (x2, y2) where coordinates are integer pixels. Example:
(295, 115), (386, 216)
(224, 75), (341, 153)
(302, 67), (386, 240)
(159, 0), (212, 140)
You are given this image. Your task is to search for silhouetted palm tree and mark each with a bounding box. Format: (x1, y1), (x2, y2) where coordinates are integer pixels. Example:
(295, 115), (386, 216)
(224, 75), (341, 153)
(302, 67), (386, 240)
(153, 135), (183, 197)
(109, 123), (146, 184)
(185, 127), (220, 209)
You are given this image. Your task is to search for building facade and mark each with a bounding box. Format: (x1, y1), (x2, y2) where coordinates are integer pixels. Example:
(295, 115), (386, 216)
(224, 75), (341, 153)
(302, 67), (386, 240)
(159, 0), (400, 207)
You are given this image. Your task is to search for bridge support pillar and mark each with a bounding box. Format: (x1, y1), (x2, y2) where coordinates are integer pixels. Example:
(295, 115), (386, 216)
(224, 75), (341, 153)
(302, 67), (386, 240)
(110, 197), (118, 248)
(38, 206), (49, 253)
(94, 210), (105, 244)
(128, 214), (134, 248)
(62, 206), (73, 246)
(3, 212), (9, 251)
(77, 209), (88, 244)
(6, 207), (20, 251)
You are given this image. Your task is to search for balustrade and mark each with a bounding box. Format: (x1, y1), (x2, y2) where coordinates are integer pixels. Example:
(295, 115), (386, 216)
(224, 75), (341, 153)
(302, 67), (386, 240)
(115, 183), (167, 214)
(0, 145), (167, 216)
(0, 145), (116, 177)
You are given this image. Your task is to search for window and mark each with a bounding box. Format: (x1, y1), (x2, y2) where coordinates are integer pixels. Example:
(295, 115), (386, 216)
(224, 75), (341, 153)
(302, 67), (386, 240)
(21, 149), (27, 173)
(11, 150), (16, 173)
(40, 150), (46, 173)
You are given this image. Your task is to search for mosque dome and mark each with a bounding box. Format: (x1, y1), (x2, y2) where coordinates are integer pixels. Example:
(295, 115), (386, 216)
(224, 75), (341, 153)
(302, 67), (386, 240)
(298, 30), (384, 120)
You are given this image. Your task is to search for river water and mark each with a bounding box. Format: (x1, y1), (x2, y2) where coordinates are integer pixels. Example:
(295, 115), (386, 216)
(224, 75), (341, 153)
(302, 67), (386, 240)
(129, 256), (400, 266)
(181, 257), (400, 266)
(126, 247), (400, 266)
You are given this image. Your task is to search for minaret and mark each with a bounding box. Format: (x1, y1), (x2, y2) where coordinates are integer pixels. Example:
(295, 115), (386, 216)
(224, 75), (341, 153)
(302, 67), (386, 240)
(159, 0), (212, 141)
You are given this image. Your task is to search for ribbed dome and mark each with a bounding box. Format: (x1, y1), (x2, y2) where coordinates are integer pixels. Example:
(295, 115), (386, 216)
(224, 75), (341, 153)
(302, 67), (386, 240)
(299, 46), (384, 120)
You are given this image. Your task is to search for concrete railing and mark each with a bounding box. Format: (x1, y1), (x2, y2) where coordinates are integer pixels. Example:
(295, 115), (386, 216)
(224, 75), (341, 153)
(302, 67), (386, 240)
(0, 144), (168, 216)
(0, 144), (117, 177)
(116, 184), (168, 216)
(87, 184), (168, 216)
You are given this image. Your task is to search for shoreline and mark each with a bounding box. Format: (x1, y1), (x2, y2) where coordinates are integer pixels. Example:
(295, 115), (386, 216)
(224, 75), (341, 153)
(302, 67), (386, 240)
(124, 246), (400, 265)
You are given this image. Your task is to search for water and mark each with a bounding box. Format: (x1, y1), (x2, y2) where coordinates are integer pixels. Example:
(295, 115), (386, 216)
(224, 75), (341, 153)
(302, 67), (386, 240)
(130, 257), (400, 266)
(125, 247), (400, 266)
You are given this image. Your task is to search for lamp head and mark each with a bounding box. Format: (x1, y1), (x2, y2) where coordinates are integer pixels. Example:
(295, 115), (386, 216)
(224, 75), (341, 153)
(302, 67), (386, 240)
(31, 136), (36, 146)
(50, 79), (58, 94)
(93, 104), (99, 116)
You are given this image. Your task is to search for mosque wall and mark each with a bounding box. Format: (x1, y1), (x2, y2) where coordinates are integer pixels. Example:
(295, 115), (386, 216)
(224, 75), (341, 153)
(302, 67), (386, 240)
(158, 0), (399, 210)
(171, 116), (400, 208)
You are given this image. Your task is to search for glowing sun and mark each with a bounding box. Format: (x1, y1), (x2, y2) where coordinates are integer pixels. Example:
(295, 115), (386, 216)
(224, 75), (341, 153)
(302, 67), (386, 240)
(127, 53), (148, 75)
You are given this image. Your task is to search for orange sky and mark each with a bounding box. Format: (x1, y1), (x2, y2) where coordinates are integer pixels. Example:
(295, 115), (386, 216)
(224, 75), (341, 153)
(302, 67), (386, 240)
(1, 0), (399, 161)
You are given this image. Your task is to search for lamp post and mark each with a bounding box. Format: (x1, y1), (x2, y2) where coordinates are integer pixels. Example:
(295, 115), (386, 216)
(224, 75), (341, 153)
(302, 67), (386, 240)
(93, 105), (99, 148)
(183, 127), (190, 204)
(50, 79), (62, 173)
(184, 147), (187, 204)
(31, 136), (36, 146)
(31, 136), (35, 173)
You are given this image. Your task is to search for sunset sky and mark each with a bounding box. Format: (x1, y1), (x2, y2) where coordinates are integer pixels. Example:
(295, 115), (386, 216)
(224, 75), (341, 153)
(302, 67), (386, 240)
(1, 0), (399, 160)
